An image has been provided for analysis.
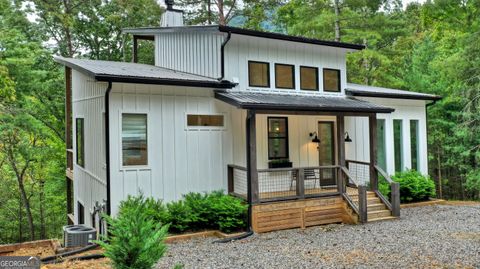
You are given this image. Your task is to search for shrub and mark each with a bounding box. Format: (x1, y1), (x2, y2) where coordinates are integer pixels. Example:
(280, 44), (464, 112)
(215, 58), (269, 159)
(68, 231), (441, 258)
(166, 200), (195, 233)
(392, 170), (436, 203)
(168, 191), (248, 233)
(97, 194), (169, 269)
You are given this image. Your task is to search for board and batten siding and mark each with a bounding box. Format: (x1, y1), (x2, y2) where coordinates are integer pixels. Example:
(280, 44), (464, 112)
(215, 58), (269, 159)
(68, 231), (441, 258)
(72, 70), (107, 225)
(108, 84), (236, 216)
(155, 31), (224, 78)
(230, 113), (338, 169)
(224, 35), (348, 95)
(345, 98), (428, 177)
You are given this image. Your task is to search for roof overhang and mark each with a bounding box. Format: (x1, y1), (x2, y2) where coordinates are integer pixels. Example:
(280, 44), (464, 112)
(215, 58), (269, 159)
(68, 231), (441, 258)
(346, 84), (442, 101)
(215, 91), (394, 113)
(123, 25), (365, 51)
(54, 56), (235, 89)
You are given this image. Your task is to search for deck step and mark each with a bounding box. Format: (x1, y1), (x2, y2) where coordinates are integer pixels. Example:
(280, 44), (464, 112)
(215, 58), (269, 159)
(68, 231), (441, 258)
(368, 216), (397, 222)
(368, 203), (387, 211)
(367, 209), (392, 219)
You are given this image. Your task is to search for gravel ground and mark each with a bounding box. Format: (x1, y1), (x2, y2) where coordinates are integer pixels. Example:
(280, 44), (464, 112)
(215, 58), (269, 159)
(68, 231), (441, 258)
(156, 204), (480, 269)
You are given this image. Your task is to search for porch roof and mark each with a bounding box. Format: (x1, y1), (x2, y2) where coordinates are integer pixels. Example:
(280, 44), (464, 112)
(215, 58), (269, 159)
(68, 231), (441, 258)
(54, 56), (235, 88)
(215, 91), (395, 113)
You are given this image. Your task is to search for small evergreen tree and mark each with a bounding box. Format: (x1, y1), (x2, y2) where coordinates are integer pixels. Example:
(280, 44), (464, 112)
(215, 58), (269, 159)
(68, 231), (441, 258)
(97, 195), (169, 269)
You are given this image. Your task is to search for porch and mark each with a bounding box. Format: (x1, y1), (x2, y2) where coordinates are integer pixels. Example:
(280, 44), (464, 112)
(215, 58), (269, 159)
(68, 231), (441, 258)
(216, 91), (401, 232)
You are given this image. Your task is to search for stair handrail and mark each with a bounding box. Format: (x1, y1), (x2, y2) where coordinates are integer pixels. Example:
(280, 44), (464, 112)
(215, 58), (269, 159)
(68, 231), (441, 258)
(373, 165), (400, 217)
(340, 166), (367, 223)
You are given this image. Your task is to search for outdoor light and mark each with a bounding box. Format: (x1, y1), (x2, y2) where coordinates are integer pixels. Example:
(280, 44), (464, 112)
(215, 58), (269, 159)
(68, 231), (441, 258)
(344, 132), (352, 142)
(309, 132), (320, 143)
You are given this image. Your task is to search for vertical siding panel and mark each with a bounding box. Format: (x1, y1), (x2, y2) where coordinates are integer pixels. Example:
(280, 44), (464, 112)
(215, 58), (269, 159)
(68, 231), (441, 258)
(174, 94), (188, 199)
(162, 95), (176, 201)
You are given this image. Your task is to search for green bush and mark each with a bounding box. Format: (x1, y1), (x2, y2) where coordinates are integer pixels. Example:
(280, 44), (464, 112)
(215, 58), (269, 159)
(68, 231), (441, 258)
(392, 170), (436, 203)
(206, 191), (248, 233)
(167, 191), (248, 233)
(166, 200), (195, 233)
(97, 195), (169, 269)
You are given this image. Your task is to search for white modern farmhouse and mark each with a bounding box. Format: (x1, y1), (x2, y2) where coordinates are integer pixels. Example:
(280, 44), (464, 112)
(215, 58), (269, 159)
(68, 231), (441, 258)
(55, 3), (441, 233)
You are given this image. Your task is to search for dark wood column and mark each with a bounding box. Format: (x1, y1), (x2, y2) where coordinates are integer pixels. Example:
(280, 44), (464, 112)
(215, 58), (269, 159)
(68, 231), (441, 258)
(337, 115), (345, 193)
(246, 110), (259, 204)
(132, 35), (138, 63)
(369, 114), (378, 190)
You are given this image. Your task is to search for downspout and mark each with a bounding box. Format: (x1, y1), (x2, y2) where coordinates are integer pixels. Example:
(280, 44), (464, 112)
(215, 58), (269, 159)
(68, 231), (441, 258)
(104, 81), (113, 216)
(219, 31), (232, 81)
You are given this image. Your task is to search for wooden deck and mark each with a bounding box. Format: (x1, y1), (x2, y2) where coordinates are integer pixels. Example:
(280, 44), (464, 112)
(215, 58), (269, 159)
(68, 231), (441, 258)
(251, 196), (357, 233)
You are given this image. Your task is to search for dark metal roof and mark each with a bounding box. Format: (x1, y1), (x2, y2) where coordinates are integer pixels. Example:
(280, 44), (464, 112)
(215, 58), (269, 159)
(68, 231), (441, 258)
(215, 91), (394, 113)
(123, 25), (365, 50)
(54, 56), (235, 88)
(346, 83), (442, 101)
(218, 26), (365, 50)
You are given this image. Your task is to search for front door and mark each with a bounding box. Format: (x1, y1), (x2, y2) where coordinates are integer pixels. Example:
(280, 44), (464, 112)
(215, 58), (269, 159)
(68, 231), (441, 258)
(318, 121), (336, 187)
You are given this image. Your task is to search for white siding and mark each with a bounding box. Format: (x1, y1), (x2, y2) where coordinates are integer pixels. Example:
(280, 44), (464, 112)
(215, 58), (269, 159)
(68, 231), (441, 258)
(72, 71), (107, 225)
(224, 35), (349, 95)
(155, 31), (224, 78)
(345, 98), (428, 176)
(108, 84), (235, 216)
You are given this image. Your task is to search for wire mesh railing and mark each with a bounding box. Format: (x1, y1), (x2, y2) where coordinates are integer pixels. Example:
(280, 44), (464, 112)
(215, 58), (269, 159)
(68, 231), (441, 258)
(228, 165), (340, 202)
(346, 160), (370, 186)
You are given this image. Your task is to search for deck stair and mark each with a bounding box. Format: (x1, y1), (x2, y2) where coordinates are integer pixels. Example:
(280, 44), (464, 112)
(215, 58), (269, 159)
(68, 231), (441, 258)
(349, 190), (397, 222)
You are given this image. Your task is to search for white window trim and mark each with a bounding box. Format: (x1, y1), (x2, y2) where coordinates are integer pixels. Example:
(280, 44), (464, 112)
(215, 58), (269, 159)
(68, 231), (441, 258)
(119, 111), (151, 171)
(184, 112), (227, 131)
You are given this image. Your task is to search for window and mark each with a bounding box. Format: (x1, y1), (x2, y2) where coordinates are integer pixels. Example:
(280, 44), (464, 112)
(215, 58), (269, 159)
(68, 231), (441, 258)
(275, 64), (295, 89)
(300, 66), (318, 91)
(268, 117), (289, 159)
(410, 120), (420, 171)
(323, 68), (341, 92)
(77, 201), (84, 225)
(122, 114), (148, 166)
(393, 119), (403, 172)
(248, 61), (270, 87)
(376, 119), (387, 171)
(187, 114), (224, 127)
(76, 118), (85, 168)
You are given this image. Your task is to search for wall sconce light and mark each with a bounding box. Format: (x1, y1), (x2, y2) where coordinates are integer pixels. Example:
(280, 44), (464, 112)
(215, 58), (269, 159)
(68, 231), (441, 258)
(344, 132), (352, 142)
(309, 132), (320, 143)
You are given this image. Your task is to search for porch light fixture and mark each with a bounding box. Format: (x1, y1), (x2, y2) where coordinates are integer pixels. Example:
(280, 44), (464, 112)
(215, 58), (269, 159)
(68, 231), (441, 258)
(309, 132), (320, 143)
(344, 132), (352, 142)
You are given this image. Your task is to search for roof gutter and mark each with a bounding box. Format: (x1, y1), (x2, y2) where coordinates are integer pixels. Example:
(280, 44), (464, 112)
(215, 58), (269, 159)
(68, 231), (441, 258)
(219, 31), (232, 81)
(104, 81), (112, 215)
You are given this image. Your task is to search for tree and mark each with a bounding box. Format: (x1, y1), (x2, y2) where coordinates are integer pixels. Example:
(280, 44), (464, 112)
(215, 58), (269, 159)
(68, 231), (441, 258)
(176, 0), (239, 25)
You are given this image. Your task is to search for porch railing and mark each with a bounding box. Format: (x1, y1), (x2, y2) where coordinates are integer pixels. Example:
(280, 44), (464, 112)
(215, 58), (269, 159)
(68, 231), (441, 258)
(227, 161), (400, 223)
(227, 164), (340, 203)
(346, 160), (370, 186)
(339, 166), (368, 223)
(374, 165), (400, 217)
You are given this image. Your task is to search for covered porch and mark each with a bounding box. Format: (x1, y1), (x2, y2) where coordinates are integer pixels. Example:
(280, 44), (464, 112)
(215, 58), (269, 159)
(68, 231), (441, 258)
(216, 91), (401, 230)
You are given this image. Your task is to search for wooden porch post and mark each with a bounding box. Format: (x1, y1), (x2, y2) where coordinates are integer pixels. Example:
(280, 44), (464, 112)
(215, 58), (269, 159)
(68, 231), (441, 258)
(337, 115), (345, 193)
(369, 114), (378, 191)
(246, 110), (259, 204)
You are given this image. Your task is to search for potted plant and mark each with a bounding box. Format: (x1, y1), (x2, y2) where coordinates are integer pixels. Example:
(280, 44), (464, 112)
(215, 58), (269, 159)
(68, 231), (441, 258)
(268, 159), (293, 168)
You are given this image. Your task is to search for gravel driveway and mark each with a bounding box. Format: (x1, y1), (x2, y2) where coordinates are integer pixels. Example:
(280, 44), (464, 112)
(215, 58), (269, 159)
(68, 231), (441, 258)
(156, 204), (480, 269)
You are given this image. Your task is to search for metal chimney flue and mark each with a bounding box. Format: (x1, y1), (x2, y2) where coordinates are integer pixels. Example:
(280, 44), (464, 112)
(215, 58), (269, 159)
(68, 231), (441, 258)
(165, 0), (174, 11)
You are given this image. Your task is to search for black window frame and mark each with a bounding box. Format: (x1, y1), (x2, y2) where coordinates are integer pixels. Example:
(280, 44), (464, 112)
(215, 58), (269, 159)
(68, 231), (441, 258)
(77, 201), (85, 225)
(75, 118), (85, 168)
(323, 68), (341, 92)
(275, 63), (295, 89)
(267, 117), (289, 160)
(300, 66), (319, 91)
(248, 61), (270, 88)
